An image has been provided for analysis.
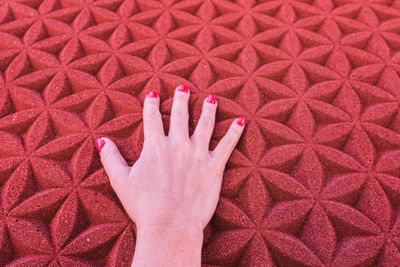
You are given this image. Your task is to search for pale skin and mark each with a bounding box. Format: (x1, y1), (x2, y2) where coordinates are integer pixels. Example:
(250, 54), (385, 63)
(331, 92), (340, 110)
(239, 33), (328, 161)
(96, 85), (245, 266)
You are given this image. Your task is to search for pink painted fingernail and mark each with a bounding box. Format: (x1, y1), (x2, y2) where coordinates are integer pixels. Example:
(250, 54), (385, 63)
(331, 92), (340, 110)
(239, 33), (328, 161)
(95, 138), (105, 153)
(176, 84), (189, 93)
(206, 95), (216, 104)
(148, 91), (158, 98)
(236, 117), (245, 126)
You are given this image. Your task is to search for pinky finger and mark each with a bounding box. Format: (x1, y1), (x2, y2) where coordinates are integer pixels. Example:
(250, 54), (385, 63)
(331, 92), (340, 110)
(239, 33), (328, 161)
(211, 117), (245, 168)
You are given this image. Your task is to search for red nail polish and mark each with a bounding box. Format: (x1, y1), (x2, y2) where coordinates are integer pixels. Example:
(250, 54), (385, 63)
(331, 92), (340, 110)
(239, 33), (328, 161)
(176, 84), (189, 93)
(206, 95), (216, 104)
(148, 91), (158, 98)
(236, 117), (245, 126)
(95, 138), (105, 153)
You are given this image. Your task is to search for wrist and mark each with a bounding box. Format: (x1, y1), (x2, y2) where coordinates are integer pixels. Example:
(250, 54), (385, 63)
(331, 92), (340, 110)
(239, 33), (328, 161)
(131, 224), (203, 267)
(138, 223), (203, 239)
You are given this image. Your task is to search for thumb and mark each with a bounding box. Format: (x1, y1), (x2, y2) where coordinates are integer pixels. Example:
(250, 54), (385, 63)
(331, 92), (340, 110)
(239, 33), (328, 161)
(96, 137), (130, 190)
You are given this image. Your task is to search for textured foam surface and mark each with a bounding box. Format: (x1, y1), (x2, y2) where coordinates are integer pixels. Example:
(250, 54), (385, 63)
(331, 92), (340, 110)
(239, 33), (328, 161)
(1, 0), (400, 266)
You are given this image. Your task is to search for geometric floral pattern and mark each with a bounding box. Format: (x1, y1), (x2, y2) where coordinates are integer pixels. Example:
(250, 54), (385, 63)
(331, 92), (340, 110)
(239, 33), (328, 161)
(1, 0), (400, 266)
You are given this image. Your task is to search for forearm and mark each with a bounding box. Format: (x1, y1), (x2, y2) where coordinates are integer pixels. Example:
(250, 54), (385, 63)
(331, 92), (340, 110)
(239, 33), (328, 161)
(131, 225), (203, 267)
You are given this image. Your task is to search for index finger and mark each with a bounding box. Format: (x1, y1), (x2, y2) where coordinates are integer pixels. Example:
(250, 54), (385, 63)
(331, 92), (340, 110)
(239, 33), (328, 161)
(143, 91), (165, 142)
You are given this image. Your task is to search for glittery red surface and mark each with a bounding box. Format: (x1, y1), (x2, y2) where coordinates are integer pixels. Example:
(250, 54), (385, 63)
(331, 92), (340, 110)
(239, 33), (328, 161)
(2, 0), (400, 266)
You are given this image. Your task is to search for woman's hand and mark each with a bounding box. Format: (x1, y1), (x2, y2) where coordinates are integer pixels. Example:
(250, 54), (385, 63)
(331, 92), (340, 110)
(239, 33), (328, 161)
(96, 84), (245, 266)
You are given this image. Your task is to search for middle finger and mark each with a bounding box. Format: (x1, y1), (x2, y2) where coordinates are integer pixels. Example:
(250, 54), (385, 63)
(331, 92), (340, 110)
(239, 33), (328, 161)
(168, 84), (190, 141)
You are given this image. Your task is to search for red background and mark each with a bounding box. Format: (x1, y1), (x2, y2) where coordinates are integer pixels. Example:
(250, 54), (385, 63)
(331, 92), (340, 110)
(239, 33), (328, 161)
(1, 0), (400, 266)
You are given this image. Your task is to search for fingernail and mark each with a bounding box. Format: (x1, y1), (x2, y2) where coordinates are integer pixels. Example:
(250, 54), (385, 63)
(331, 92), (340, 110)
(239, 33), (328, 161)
(206, 94), (216, 104)
(148, 91), (158, 98)
(236, 117), (245, 126)
(95, 138), (105, 153)
(176, 84), (189, 93)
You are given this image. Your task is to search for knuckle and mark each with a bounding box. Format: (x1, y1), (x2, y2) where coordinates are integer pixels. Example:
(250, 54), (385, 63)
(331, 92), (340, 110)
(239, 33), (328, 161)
(111, 169), (125, 181)
(200, 114), (214, 128)
(145, 136), (167, 150)
(194, 131), (211, 147)
(172, 108), (187, 119)
(144, 106), (159, 117)
(196, 131), (209, 142)
(226, 132), (237, 144)
(143, 139), (155, 150)
(169, 138), (184, 151)
(158, 140), (169, 152)
(169, 138), (191, 152)
(107, 169), (121, 186)
(228, 127), (242, 140)
(108, 176), (119, 192)
(231, 124), (242, 135)
(101, 149), (112, 163)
